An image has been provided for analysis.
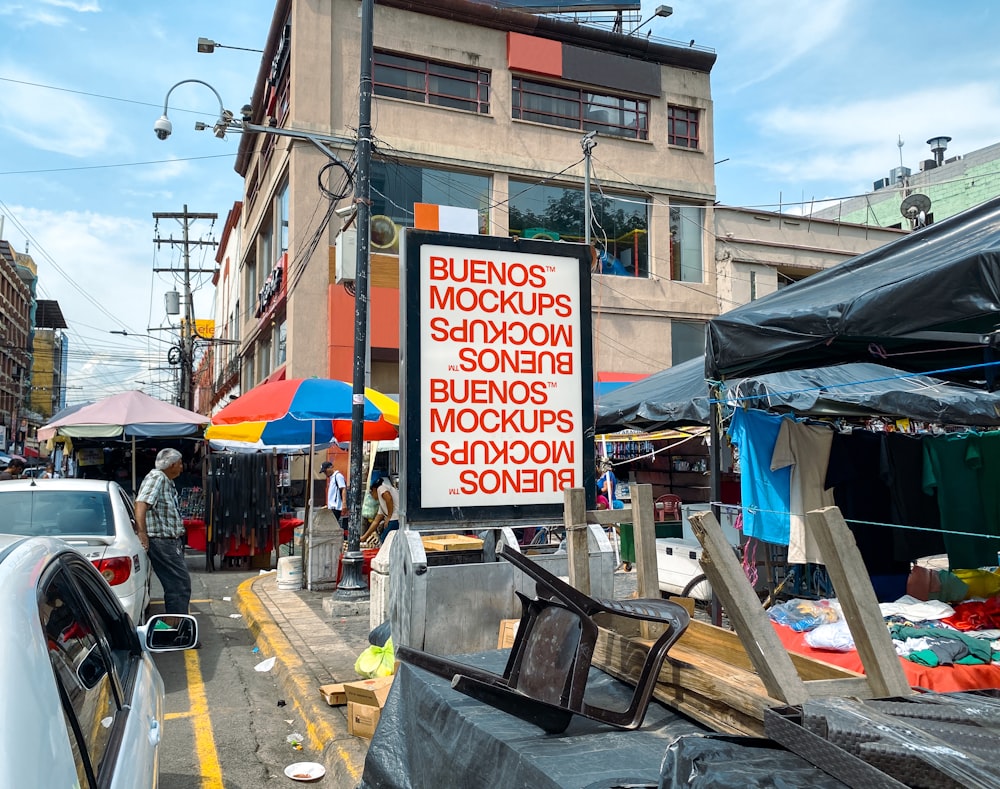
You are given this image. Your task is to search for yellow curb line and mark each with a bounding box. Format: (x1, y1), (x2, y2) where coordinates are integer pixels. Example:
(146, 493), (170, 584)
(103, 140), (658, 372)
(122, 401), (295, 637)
(234, 576), (362, 783)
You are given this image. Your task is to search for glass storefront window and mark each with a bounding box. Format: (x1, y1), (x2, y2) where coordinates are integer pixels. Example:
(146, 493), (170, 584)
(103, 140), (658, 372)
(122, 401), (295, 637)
(508, 179), (649, 277)
(370, 161), (490, 245)
(669, 203), (704, 282)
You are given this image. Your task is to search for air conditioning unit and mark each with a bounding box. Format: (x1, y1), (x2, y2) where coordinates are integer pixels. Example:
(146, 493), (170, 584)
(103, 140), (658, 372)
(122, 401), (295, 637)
(873, 178), (890, 191)
(335, 227), (357, 284)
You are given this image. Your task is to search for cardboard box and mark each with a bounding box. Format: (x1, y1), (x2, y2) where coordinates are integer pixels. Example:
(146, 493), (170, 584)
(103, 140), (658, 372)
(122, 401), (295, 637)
(344, 675), (395, 739)
(498, 618), (520, 649)
(421, 534), (484, 552)
(347, 700), (381, 739)
(343, 675), (394, 707)
(319, 682), (347, 706)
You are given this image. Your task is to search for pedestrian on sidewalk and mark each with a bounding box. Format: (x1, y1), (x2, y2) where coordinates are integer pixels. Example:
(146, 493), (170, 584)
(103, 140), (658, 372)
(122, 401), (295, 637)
(320, 461), (348, 535)
(135, 448), (192, 614)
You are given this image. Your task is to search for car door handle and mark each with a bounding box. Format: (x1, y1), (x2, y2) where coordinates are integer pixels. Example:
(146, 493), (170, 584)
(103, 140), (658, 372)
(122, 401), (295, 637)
(148, 717), (161, 746)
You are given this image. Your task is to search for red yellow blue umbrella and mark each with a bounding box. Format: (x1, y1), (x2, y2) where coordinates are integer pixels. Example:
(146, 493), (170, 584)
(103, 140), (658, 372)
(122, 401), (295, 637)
(205, 378), (398, 447)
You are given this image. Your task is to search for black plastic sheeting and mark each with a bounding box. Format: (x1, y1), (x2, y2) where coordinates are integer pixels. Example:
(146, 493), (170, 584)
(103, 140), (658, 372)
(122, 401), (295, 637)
(706, 195), (1000, 386)
(660, 735), (847, 788)
(359, 652), (845, 789)
(596, 356), (1000, 432)
(596, 356), (713, 429)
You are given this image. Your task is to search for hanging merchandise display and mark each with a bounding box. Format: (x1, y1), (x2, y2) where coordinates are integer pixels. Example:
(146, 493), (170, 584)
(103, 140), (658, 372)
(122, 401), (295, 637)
(206, 453), (280, 562)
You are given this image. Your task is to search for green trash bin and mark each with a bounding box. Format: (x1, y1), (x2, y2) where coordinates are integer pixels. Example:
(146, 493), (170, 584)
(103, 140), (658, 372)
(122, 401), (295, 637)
(617, 521), (682, 565)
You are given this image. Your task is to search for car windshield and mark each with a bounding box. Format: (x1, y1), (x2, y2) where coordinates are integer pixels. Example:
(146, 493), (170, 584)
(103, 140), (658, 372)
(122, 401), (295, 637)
(3, 490), (114, 537)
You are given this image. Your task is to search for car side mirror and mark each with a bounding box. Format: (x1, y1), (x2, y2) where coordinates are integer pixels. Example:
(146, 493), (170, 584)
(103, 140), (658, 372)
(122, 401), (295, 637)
(141, 614), (199, 651)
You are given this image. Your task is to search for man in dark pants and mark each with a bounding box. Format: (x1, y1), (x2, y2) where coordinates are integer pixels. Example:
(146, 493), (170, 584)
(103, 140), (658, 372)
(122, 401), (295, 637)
(135, 448), (193, 616)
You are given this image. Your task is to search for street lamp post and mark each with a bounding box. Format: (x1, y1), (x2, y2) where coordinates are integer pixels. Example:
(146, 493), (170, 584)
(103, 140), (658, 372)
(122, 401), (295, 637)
(156, 62), (375, 593)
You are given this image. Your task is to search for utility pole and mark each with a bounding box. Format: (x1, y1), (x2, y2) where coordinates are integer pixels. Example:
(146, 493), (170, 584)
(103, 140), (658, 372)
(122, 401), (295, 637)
(338, 0), (375, 596)
(152, 206), (218, 411)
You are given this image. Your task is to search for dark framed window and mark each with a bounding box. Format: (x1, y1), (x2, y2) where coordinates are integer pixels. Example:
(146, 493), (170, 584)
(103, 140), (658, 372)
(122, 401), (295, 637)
(374, 50), (490, 114)
(512, 77), (648, 141)
(671, 320), (706, 364)
(669, 203), (704, 282)
(668, 105), (699, 148)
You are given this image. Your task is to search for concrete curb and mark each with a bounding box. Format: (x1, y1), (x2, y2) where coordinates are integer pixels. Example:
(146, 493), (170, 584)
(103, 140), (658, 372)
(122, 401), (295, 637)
(234, 575), (366, 786)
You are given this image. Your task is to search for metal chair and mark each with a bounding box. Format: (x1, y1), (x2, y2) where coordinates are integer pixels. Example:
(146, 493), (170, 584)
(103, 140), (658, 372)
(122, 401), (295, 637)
(397, 545), (690, 733)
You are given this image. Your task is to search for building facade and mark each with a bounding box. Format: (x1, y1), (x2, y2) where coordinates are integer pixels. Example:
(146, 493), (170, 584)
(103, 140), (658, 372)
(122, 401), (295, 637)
(230, 0), (718, 397)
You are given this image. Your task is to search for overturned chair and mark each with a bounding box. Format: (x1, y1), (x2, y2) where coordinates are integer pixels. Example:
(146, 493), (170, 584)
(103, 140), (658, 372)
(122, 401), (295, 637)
(396, 544), (690, 733)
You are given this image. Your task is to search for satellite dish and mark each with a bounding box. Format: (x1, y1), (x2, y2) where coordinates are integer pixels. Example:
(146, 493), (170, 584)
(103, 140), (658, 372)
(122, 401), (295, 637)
(900, 193), (931, 218)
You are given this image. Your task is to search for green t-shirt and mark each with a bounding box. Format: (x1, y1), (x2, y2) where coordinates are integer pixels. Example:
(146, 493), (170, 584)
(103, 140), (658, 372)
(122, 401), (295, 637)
(922, 433), (999, 570)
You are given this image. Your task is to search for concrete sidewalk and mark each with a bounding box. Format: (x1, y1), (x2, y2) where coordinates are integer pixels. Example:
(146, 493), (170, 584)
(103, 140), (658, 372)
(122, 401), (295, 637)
(234, 573), (374, 787)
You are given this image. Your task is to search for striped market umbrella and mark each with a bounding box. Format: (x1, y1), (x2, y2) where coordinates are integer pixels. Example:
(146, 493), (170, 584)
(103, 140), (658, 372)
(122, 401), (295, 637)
(205, 378), (398, 447)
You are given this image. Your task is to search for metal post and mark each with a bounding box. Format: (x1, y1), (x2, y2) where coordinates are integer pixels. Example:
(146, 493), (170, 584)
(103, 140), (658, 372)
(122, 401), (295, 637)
(338, 0), (375, 596)
(581, 132), (597, 249)
(181, 204), (194, 411)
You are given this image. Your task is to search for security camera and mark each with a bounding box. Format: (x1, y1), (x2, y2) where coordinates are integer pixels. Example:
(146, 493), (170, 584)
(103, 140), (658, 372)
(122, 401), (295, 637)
(153, 115), (173, 140)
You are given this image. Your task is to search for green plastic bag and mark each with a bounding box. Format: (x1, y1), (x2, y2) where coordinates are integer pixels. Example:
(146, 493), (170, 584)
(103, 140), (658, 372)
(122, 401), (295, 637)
(354, 637), (394, 678)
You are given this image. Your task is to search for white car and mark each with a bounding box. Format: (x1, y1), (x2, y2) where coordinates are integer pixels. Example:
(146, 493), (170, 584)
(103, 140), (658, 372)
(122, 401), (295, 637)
(0, 534), (197, 787)
(0, 478), (151, 624)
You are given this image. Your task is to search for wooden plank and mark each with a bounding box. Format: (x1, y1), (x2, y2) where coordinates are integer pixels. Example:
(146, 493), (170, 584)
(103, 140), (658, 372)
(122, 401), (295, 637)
(585, 510), (622, 526)
(689, 511), (809, 705)
(807, 506), (912, 699)
(564, 487), (590, 595)
(632, 484), (659, 601)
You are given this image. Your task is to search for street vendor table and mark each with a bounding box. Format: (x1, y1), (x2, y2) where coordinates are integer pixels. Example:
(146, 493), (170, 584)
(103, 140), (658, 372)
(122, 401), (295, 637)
(184, 517), (301, 557)
(774, 621), (1000, 693)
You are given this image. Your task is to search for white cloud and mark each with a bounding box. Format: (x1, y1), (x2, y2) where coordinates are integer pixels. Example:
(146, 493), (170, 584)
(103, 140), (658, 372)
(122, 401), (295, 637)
(41, 0), (100, 10)
(747, 81), (1000, 187)
(0, 67), (115, 157)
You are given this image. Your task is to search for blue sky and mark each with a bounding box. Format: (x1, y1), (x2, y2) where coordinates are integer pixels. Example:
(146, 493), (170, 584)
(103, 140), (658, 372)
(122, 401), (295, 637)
(1, 0), (998, 403)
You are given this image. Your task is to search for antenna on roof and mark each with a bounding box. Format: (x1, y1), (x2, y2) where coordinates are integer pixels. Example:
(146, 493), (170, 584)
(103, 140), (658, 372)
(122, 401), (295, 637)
(897, 135), (904, 170)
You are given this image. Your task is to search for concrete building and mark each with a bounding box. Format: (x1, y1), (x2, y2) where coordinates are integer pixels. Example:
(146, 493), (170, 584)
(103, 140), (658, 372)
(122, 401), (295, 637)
(218, 0), (914, 405)
(231, 0), (718, 396)
(201, 203), (243, 414)
(813, 139), (1000, 230)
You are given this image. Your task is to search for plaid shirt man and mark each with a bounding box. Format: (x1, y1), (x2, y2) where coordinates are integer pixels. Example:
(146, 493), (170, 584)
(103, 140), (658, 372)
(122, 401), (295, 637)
(136, 469), (184, 539)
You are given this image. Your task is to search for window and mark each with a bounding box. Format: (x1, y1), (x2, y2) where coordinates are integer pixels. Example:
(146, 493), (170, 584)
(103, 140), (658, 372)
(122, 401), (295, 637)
(276, 180), (289, 257)
(508, 179), (649, 277)
(668, 105), (699, 148)
(276, 321), (287, 367)
(374, 50), (490, 114)
(244, 257), (257, 321)
(671, 320), (705, 364)
(512, 77), (648, 140)
(41, 559), (140, 786)
(669, 203), (704, 282)
(371, 161), (490, 240)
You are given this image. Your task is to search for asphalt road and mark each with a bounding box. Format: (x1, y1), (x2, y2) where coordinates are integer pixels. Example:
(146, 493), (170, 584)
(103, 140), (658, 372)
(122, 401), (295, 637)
(150, 553), (313, 788)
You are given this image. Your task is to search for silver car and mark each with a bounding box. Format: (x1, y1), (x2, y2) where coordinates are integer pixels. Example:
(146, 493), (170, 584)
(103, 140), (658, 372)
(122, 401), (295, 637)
(0, 478), (151, 624)
(0, 534), (197, 787)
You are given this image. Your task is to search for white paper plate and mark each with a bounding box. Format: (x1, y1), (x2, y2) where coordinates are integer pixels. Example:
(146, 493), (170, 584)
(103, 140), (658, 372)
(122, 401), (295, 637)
(284, 762), (326, 782)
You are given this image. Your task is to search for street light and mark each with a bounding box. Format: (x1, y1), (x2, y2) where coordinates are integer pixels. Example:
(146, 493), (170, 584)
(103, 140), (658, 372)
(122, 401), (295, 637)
(155, 74), (372, 594)
(632, 5), (673, 35)
(197, 37), (264, 54)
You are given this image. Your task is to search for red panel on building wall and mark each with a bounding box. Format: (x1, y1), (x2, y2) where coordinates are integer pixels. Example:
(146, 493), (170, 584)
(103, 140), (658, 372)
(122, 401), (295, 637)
(507, 32), (562, 77)
(327, 283), (401, 380)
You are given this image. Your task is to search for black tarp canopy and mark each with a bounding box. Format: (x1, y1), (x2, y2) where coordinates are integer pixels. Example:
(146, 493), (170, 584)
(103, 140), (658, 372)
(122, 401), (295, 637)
(595, 356), (1000, 431)
(706, 196), (1000, 389)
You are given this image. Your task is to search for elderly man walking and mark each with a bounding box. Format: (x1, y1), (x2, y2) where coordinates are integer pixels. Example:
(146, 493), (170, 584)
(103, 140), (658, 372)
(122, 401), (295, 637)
(135, 448), (192, 615)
